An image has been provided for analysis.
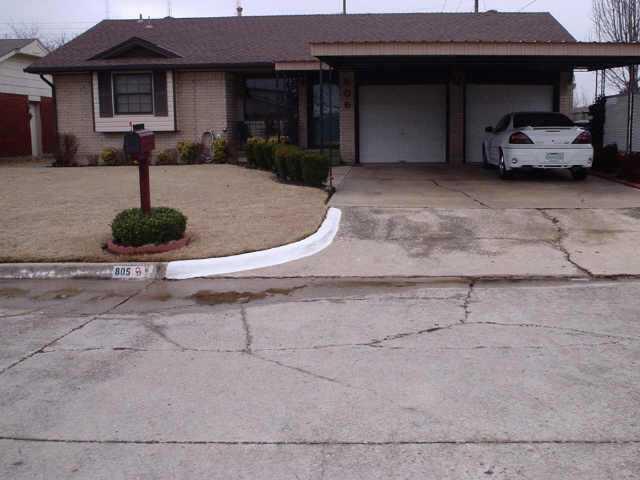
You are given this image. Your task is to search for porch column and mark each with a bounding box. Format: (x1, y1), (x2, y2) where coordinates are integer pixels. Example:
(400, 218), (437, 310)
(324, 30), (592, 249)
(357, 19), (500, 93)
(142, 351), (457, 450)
(339, 71), (356, 164)
(297, 77), (308, 148)
(448, 68), (465, 165)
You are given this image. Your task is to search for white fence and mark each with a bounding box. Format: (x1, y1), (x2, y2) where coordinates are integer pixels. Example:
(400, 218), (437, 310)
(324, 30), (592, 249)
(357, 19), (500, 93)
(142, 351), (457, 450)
(603, 93), (640, 151)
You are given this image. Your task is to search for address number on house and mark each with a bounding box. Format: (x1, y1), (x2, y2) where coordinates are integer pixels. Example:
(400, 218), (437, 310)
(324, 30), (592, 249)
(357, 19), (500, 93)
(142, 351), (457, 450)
(112, 265), (155, 280)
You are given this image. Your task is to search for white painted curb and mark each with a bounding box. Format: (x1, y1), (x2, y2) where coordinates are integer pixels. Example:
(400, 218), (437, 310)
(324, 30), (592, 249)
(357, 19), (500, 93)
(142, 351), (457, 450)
(165, 207), (342, 280)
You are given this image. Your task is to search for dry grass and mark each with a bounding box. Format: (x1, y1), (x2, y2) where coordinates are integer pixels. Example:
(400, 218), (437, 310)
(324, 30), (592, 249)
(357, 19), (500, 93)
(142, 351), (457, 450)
(0, 163), (328, 263)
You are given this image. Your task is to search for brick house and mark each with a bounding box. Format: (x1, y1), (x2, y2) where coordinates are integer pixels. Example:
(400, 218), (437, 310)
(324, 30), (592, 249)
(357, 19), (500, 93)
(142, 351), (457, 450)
(0, 39), (56, 158)
(25, 12), (640, 165)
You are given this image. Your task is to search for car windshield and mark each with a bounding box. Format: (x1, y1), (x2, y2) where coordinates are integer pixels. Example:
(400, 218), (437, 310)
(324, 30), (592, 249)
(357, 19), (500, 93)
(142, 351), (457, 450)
(513, 113), (574, 128)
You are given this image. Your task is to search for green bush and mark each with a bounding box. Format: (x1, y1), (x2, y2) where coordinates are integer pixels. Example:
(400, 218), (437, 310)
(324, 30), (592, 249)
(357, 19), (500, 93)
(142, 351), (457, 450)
(245, 137), (264, 167)
(213, 138), (227, 164)
(100, 147), (127, 166)
(111, 207), (187, 247)
(177, 141), (203, 164)
(256, 142), (276, 171)
(274, 144), (299, 181)
(52, 133), (79, 167)
(301, 152), (329, 187)
(594, 144), (618, 172)
(156, 148), (179, 165)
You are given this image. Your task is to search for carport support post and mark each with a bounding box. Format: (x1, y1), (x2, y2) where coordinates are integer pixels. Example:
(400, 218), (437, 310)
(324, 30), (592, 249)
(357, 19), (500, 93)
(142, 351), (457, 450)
(626, 79), (635, 155)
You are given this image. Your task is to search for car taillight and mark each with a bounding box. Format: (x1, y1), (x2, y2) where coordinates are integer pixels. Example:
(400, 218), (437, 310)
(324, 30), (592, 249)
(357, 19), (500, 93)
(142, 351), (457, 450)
(509, 132), (534, 144)
(573, 131), (592, 144)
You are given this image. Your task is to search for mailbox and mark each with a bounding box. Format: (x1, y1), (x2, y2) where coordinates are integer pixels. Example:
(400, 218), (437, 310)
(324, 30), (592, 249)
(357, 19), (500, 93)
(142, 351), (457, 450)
(123, 129), (155, 157)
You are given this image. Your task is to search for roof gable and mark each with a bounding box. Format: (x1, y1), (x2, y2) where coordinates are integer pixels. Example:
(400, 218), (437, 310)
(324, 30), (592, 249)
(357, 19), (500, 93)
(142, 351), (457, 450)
(0, 38), (47, 63)
(89, 36), (181, 60)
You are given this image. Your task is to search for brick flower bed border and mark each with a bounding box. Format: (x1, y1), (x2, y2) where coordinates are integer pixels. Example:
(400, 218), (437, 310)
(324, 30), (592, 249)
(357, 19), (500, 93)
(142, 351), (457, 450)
(106, 236), (190, 255)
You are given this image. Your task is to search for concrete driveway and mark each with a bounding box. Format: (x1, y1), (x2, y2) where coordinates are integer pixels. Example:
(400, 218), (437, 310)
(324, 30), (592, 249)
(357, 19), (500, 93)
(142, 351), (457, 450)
(233, 165), (640, 278)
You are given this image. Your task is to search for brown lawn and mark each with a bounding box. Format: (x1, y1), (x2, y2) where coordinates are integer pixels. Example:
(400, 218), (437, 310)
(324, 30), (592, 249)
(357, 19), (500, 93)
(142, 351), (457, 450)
(0, 163), (328, 263)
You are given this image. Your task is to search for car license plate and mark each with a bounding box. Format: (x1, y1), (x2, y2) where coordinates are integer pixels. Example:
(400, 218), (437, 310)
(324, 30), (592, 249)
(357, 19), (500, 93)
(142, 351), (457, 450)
(545, 152), (564, 162)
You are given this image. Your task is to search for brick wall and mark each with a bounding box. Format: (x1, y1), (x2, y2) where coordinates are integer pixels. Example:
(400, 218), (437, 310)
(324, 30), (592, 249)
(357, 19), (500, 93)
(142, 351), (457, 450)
(448, 70), (465, 165)
(40, 96), (56, 154)
(0, 92), (30, 157)
(54, 71), (233, 162)
(339, 71), (356, 164)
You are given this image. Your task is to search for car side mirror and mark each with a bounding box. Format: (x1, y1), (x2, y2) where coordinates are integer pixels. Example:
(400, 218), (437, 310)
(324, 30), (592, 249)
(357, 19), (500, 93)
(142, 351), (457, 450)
(485, 126), (494, 133)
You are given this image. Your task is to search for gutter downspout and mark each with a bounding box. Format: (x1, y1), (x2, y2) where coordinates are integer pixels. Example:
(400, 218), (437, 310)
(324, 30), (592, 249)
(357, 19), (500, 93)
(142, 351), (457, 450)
(40, 74), (58, 146)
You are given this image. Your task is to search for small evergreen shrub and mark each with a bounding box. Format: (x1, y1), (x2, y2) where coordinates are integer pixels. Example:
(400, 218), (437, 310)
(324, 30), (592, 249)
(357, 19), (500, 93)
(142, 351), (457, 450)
(213, 138), (228, 164)
(177, 141), (203, 164)
(111, 207), (187, 247)
(100, 147), (127, 166)
(156, 148), (179, 165)
(52, 133), (79, 167)
(301, 152), (329, 187)
(245, 137), (264, 167)
(274, 144), (302, 181)
(594, 144), (618, 172)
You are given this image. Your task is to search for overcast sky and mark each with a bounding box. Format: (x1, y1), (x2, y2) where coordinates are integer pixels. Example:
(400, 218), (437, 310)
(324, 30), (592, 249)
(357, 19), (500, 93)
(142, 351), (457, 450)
(2, 0), (598, 103)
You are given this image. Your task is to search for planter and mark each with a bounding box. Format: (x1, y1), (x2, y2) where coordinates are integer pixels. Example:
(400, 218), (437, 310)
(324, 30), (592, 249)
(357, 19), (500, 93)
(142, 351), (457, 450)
(106, 235), (190, 255)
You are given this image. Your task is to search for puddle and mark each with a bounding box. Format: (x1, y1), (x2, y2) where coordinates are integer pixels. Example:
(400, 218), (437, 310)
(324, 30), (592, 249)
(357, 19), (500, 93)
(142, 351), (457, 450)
(0, 287), (27, 298)
(34, 288), (82, 301)
(190, 287), (303, 305)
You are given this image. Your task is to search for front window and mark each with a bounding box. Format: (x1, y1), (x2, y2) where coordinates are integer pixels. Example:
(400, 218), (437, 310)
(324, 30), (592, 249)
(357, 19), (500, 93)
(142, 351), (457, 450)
(243, 77), (298, 142)
(310, 82), (340, 147)
(513, 113), (574, 128)
(113, 73), (153, 114)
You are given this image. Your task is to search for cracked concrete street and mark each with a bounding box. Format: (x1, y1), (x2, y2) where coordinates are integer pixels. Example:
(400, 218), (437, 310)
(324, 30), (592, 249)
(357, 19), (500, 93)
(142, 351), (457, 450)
(1, 277), (639, 479)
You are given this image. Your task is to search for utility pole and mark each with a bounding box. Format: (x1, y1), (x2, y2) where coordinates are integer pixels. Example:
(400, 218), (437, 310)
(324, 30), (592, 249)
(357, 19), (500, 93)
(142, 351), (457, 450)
(474, 0), (479, 12)
(343, 0), (347, 14)
(105, 0), (110, 19)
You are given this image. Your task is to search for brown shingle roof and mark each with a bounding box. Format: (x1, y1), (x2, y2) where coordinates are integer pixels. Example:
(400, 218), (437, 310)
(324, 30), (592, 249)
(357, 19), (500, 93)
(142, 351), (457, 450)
(26, 12), (576, 73)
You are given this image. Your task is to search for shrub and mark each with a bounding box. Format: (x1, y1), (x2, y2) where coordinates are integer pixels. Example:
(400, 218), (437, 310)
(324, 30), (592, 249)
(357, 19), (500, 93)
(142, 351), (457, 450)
(301, 151), (329, 187)
(245, 137), (264, 168)
(593, 144), (618, 172)
(177, 141), (203, 164)
(619, 152), (640, 182)
(274, 144), (305, 182)
(100, 147), (128, 166)
(213, 138), (227, 164)
(52, 133), (79, 167)
(255, 142), (276, 171)
(111, 207), (187, 247)
(156, 148), (179, 165)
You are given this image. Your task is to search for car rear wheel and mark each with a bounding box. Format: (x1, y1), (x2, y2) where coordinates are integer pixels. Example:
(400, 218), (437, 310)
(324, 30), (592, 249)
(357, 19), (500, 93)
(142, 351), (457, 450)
(498, 153), (512, 180)
(571, 167), (589, 181)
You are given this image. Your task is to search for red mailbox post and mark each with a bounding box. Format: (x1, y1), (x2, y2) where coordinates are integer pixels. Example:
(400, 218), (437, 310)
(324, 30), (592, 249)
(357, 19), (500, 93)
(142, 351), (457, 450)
(123, 129), (155, 215)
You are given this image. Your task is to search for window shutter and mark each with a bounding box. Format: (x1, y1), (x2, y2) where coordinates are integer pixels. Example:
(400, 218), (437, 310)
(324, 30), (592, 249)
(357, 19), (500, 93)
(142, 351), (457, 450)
(97, 72), (113, 118)
(153, 71), (168, 117)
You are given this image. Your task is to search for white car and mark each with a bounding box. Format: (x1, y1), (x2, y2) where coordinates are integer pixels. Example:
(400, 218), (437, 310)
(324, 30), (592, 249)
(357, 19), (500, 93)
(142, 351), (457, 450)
(482, 112), (593, 180)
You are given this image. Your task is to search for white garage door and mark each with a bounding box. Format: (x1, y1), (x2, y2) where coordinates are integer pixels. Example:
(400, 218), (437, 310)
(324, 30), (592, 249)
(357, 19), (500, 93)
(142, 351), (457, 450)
(359, 84), (447, 164)
(465, 84), (554, 164)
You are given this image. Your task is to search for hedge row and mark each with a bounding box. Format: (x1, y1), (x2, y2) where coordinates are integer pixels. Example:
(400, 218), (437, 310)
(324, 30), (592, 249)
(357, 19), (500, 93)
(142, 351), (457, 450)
(273, 144), (329, 187)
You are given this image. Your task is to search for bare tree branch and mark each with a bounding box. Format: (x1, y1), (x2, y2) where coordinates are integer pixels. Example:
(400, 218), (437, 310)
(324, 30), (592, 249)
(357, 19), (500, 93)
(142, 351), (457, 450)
(4, 23), (73, 52)
(592, 0), (640, 93)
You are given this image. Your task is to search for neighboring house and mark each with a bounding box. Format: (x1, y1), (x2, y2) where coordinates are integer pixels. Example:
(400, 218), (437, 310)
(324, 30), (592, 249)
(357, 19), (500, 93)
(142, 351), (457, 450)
(0, 39), (55, 157)
(24, 12), (640, 165)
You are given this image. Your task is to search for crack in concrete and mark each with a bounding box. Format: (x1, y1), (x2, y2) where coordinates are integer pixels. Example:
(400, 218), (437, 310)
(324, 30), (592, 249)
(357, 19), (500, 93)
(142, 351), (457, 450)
(462, 281), (474, 323)
(142, 320), (187, 351)
(0, 436), (638, 446)
(431, 180), (493, 209)
(537, 209), (594, 278)
(241, 306), (253, 354)
(0, 280), (155, 377)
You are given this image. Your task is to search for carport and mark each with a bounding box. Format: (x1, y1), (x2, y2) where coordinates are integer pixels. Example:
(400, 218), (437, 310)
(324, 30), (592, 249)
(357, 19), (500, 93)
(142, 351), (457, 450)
(307, 41), (640, 166)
